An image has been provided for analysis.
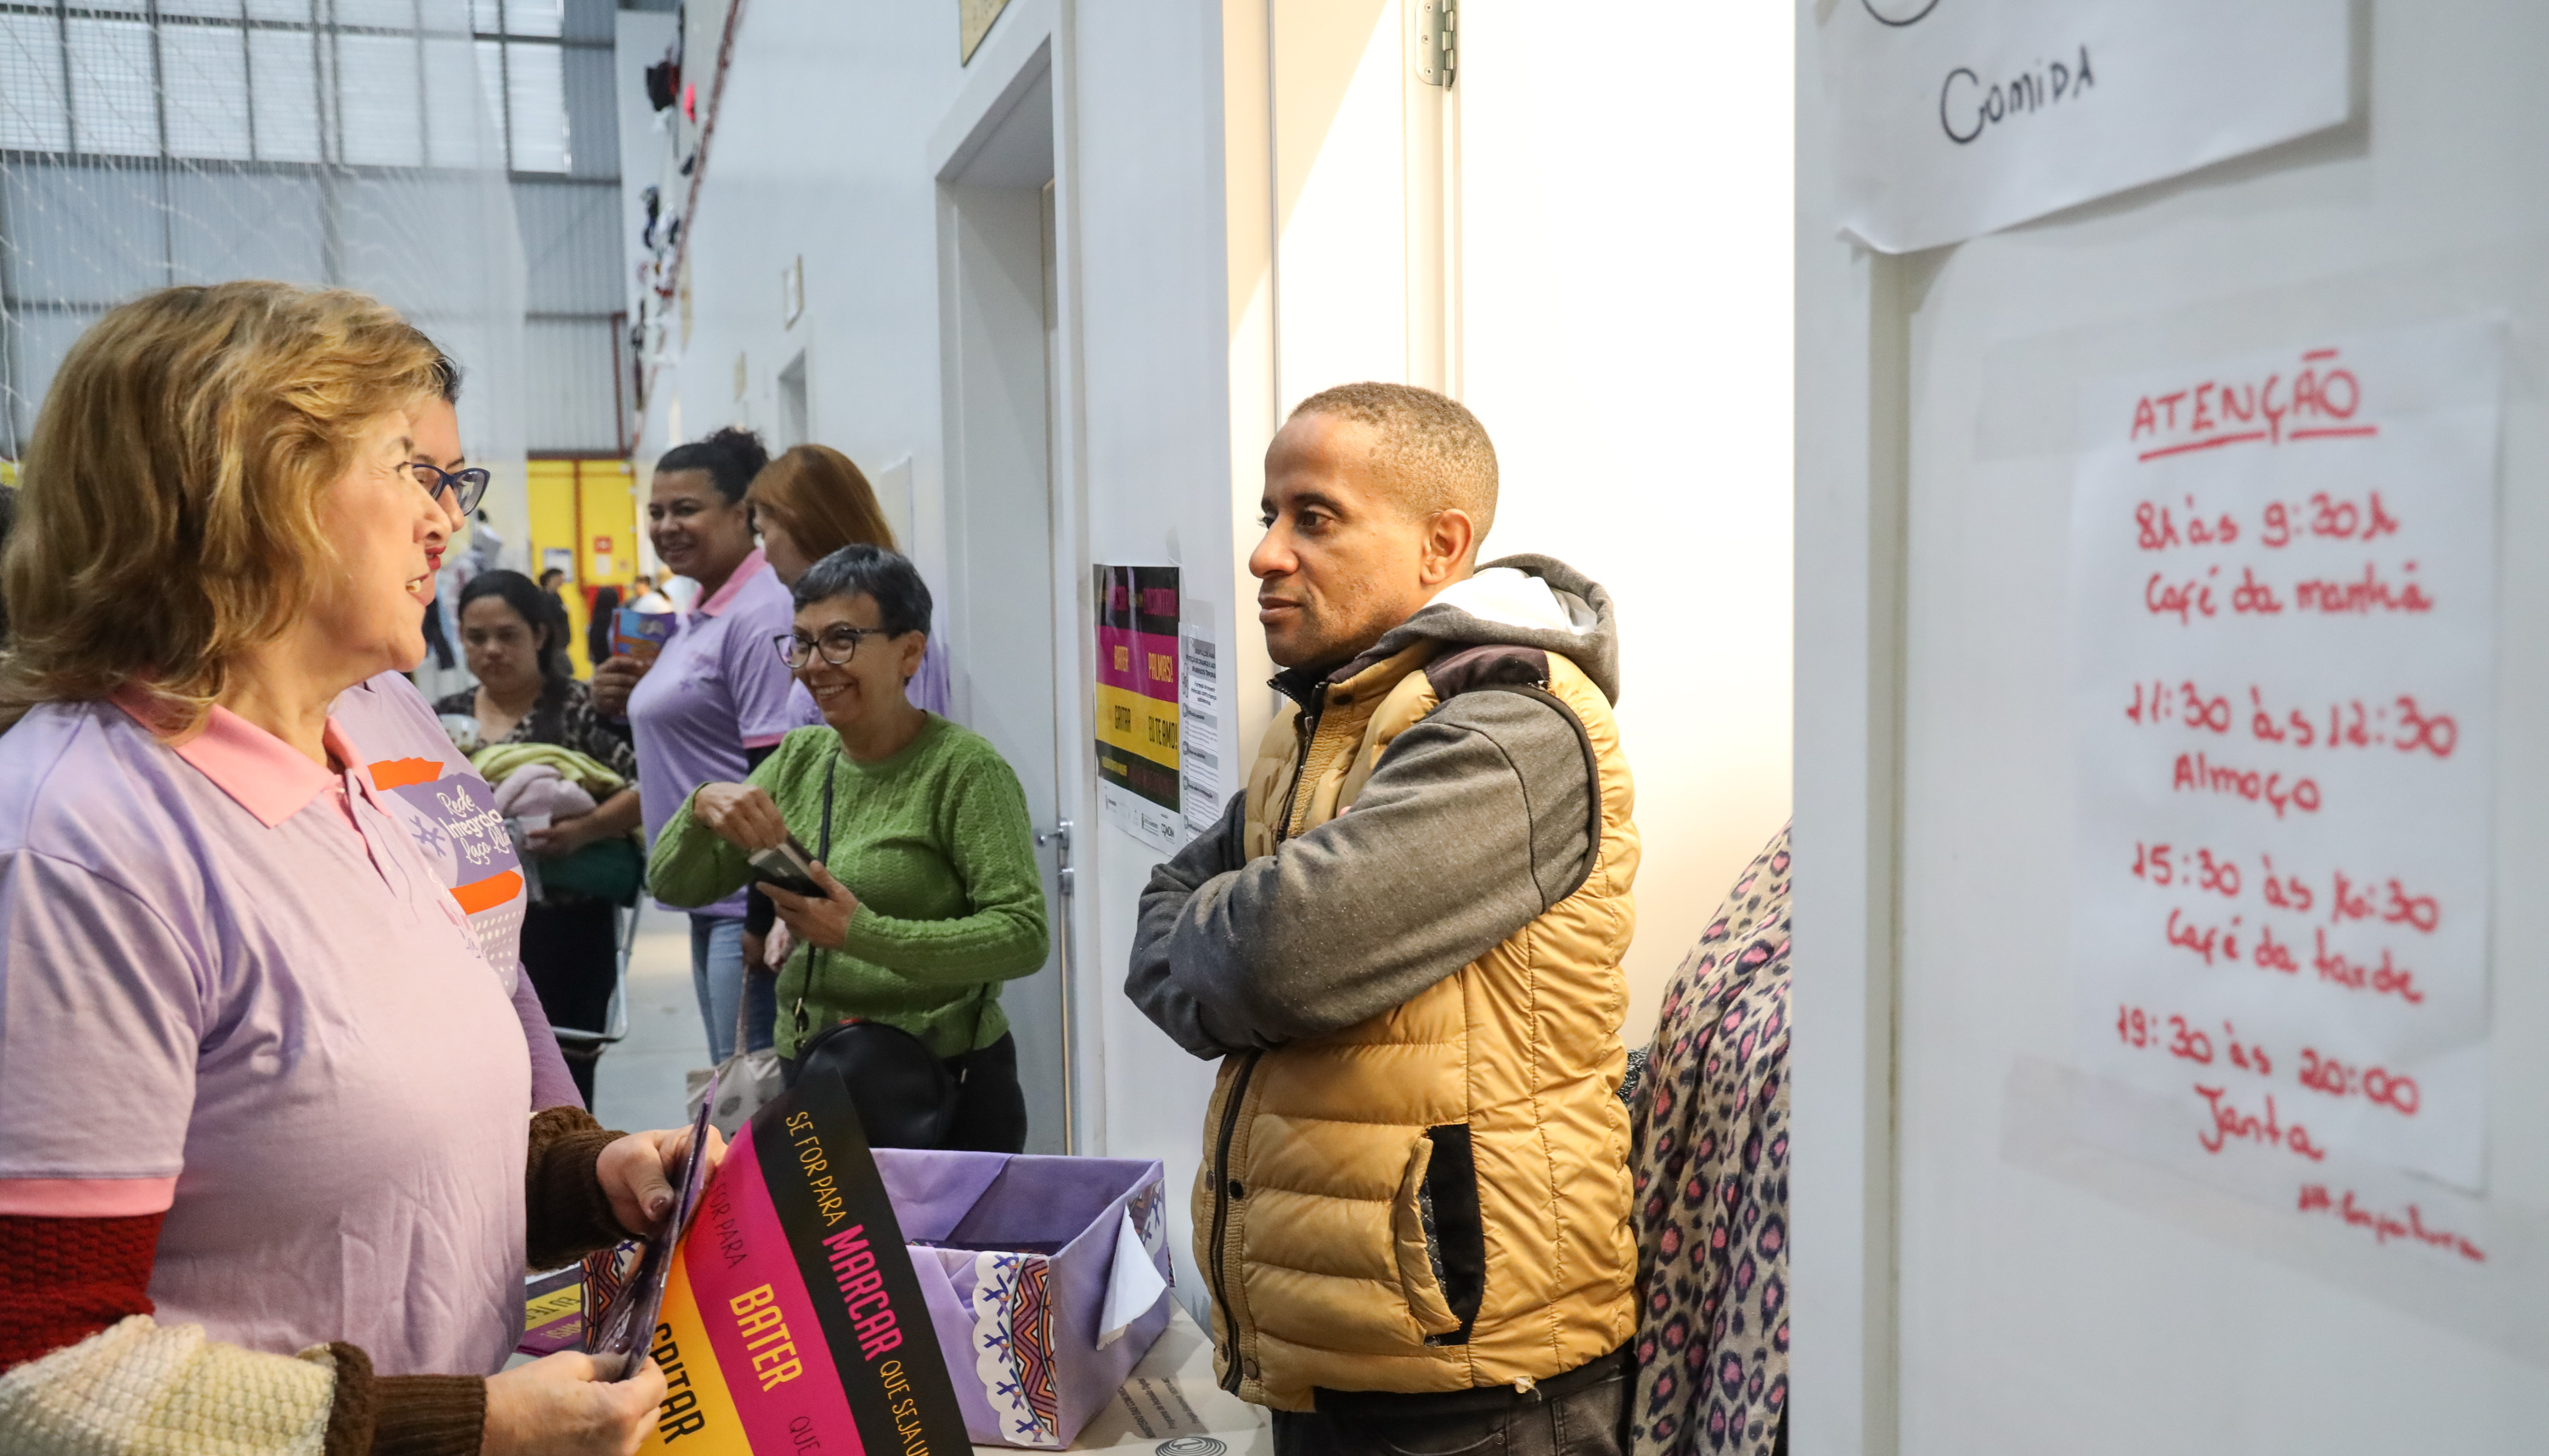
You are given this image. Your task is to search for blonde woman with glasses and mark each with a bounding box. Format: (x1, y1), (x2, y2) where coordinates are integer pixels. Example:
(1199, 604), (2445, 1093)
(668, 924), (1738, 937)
(0, 283), (709, 1455)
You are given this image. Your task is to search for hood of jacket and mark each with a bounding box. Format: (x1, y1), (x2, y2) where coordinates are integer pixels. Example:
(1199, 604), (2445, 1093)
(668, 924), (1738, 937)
(1278, 553), (1622, 708)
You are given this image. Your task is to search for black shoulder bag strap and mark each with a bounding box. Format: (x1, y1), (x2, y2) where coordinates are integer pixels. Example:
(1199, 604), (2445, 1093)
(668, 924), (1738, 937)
(789, 757), (837, 1041)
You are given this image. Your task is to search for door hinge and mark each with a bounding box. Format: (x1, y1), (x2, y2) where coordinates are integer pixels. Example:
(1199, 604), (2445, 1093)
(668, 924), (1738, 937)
(1416, 0), (1455, 87)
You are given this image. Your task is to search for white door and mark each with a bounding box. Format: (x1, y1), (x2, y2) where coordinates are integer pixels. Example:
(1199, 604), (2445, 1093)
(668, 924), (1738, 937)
(1798, 4), (2549, 1452)
(941, 67), (1071, 1155)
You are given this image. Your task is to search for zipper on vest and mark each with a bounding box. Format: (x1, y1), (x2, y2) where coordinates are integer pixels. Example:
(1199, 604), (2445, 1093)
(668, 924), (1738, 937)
(1208, 1047), (1263, 1393)
(1274, 686), (1323, 846)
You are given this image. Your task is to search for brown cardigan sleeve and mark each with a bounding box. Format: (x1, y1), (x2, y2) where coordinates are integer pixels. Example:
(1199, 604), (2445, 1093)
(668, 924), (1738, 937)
(325, 1342), (487, 1456)
(524, 1105), (639, 1273)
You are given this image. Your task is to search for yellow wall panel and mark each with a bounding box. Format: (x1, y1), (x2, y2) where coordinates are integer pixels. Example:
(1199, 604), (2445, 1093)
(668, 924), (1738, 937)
(577, 460), (640, 589)
(526, 460), (592, 676)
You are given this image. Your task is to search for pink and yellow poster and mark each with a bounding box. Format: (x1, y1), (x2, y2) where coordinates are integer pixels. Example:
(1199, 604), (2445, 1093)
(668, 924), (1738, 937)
(1094, 565), (1182, 852)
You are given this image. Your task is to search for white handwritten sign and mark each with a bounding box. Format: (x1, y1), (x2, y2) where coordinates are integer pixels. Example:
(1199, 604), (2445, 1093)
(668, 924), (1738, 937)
(2071, 320), (2501, 1193)
(1820, 0), (2350, 254)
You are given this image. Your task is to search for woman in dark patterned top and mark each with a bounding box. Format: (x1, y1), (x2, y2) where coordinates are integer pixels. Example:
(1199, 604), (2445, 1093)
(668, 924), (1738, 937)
(439, 569), (642, 1104)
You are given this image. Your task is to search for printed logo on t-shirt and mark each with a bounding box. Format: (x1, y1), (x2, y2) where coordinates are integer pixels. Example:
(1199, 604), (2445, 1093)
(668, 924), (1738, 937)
(369, 757), (524, 967)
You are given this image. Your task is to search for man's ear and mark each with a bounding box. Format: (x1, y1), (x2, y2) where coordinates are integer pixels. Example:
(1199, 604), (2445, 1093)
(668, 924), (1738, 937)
(1418, 508), (1478, 586)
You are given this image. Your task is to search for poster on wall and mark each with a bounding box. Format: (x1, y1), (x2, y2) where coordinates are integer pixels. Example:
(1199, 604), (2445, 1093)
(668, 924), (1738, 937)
(2065, 321), (2501, 1244)
(1821, 0), (2349, 254)
(1094, 566), (1184, 854)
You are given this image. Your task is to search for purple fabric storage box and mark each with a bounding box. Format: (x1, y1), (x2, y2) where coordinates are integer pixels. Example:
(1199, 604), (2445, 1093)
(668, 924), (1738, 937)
(871, 1149), (1174, 1449)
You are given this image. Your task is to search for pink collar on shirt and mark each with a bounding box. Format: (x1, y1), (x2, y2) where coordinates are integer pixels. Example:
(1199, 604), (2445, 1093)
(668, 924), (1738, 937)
(695, 548), (771, 618)
(110, 687), (363, 829)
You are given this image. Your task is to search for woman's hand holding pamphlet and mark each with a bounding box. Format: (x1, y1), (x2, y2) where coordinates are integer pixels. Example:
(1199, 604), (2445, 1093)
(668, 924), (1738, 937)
(582, 1073), (972, 1452)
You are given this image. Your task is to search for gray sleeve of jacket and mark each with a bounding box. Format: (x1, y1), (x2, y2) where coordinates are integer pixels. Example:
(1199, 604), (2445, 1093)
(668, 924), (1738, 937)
(1124, 793), (1254, 1058)
(1122, 689), (1594, 1057)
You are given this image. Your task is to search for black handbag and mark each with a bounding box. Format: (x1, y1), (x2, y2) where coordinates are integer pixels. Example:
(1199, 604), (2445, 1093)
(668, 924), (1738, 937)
(787, 1016), (961, 1149)
(779, 758), (986, 1149)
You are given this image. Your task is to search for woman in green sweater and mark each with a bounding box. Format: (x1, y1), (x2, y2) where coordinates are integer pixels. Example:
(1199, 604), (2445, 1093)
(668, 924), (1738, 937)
(647, 545), (1049, 1150)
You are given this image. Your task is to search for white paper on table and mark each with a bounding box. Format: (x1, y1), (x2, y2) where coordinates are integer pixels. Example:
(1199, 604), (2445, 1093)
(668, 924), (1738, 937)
(1819, 0), (2350, 254)
(2069, 319), (2502, 1192)
(1097, 1209), (1169, 1349)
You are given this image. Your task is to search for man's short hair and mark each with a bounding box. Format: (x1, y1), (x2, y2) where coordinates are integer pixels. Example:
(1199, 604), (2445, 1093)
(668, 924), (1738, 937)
(1289, 381), (1498, 552)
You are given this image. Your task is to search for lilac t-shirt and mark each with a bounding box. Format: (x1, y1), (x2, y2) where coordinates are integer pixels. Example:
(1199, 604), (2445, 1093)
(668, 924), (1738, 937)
(628, 549), (817, 917)
(0, 698), (530, 1375)
(333, 671), (580, 1111)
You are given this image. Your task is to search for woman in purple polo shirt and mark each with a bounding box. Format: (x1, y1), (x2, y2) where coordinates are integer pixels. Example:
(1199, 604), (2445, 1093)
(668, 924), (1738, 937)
(0, 283), (709, 1453)
(592, 427), (813, 1064)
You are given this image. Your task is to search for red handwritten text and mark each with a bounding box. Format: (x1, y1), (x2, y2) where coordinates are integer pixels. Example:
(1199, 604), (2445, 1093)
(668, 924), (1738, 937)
(2297, 1185), (2483, 1261)
(2296, 1047), (2421, 1115)
(2195, 1084), (2326, 1161)
(2130, 347), (2375, 460)
(2311, 928), (2426, 1005)
(2171, 753), (2320, 817)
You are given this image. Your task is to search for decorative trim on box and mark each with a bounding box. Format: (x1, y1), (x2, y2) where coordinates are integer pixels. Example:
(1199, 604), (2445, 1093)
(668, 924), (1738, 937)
(969, 1251), (1063, 1447)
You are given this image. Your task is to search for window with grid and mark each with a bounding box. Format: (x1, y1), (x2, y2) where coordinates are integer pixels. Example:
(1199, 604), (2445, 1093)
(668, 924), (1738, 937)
(0, 0), (568, 174)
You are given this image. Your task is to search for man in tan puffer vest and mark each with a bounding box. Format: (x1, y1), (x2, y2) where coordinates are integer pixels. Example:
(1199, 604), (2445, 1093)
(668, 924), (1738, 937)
(1128, 382), (1639, 1455)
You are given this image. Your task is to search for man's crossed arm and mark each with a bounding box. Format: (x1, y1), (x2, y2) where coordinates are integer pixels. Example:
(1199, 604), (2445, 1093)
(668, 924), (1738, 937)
(1124, 689), (1597, 1058)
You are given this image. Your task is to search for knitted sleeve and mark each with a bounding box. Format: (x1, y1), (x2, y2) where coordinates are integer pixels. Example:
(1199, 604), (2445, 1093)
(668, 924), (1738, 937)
(0, 1214), (484, 1455)
(645, 728), (813, 911)
(0, 1211), (161, 1369)
(831, 737), (1049, 982)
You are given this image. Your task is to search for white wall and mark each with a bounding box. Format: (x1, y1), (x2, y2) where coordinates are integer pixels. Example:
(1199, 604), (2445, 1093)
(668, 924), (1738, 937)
(653, 2), (963, 595)
(1236, 1), (1798, 1038)
(1457, 6), (1794, 1035)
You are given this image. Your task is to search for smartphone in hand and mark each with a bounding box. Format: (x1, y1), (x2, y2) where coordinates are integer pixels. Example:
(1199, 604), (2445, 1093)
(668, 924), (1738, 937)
(747, 838), (823, 897)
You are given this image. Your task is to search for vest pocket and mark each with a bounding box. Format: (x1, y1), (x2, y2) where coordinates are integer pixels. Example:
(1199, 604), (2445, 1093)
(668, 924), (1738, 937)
(1391, 1124), (1485, 1346)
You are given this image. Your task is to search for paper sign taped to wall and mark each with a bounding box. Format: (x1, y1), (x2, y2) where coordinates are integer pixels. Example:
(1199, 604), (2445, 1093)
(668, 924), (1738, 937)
(1821, 0), (2351, 253)
(1178, 620), (1224, 837)
(2069, 319), (2502, 1195)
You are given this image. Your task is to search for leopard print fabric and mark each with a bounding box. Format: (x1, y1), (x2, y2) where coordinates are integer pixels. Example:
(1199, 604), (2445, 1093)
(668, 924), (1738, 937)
(1627, 825), (1792, 1456)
